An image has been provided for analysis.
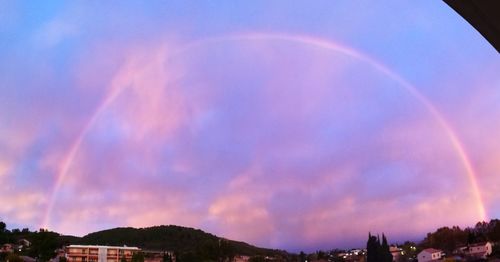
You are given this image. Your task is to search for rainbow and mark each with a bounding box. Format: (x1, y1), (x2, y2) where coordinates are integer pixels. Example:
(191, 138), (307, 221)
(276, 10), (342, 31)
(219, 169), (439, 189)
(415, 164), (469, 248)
(40, 32), (487, 229)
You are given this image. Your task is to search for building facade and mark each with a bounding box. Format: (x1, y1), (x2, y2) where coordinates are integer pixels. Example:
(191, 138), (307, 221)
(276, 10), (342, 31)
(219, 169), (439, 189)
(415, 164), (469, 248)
(390, 246), (403, 261)
(0, 243), (13, 253)
(65, 245), (140, 262)
(467, 242), (492, 259)
(417, 248), (442, 262)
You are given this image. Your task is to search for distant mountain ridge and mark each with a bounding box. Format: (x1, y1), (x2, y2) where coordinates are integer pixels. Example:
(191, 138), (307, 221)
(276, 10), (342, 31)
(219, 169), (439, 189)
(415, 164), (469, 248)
(65, 225), (287, 258)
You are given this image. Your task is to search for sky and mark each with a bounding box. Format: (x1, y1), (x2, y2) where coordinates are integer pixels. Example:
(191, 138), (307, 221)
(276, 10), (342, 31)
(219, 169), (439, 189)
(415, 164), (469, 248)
(1, 0), (500, 252)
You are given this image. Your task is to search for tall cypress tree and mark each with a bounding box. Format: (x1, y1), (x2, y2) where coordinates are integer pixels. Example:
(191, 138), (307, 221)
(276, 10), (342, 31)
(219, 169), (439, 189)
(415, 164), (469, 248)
(381, 234), (393, 262)
(367, 233), (392, 262)
(367, 233), (379, 262)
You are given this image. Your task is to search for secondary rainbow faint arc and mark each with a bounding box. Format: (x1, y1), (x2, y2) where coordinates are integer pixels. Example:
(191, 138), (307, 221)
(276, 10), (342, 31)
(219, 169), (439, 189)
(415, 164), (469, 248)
(40, 32), (487, 229)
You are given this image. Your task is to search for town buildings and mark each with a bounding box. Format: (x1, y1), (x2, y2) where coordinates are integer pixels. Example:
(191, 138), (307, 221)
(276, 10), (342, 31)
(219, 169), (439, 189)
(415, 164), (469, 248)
(0, 239), (32, 254)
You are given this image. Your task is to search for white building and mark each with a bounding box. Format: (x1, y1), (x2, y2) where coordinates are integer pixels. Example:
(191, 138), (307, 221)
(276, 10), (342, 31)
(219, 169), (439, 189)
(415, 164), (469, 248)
(65, 245), (140, 262)
(417, 248), (442, 262)
(18, 239), (31, 247)
(466, 242), (492, 259)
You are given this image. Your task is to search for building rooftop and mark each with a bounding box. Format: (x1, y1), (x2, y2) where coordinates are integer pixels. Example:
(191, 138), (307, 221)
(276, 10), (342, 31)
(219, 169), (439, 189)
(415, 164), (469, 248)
(66, 245), (140, 250)
(469, 242), (490, 247)
(422, 248), (442, 254)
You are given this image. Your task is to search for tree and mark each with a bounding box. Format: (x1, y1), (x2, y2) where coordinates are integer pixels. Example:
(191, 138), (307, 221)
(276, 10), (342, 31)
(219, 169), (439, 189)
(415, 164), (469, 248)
(6, 253), (23, 262)
(316, 250), (326, 260)
(0, 221), (7, 244)
(399, 241), (417, 261)
(491, 243), (500, 258)
(488, 219), (500, 242)
(248, 255), (267, 262)
(421, 226), (468, 253)
(197, 239), (218, 261)
(175, 251), (200, 262)
(367, 233), (392, 262)
(467, 230), (477, 244)
(329, 249), (346, 262)
(380, 234), (393, 262)
(131, 252), (145, 262)
(299, 251), (306, 262)
(162, 252), (173, 262)
(367, 233), (380, 262)
(29, 230), (60, 261)
(218, 239), (235, 262)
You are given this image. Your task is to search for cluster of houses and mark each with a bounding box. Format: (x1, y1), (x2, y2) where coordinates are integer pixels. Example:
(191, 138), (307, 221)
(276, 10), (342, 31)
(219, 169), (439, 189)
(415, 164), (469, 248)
(418, 241), (493, 261)
(325, 242), (495, 262)
(328, 246), (404, 261)
(334, 249), (367, 261)
(0, 239), (31, 253)
(0, 239), (36, 262)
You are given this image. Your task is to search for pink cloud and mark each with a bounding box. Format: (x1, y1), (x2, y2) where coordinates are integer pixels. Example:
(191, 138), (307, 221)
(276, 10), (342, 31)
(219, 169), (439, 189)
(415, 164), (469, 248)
(12, 35), (496, 250)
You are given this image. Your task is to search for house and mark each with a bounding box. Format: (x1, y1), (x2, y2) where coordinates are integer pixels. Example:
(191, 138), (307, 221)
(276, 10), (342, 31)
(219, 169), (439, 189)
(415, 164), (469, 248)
(417, 248), (442, 262)
(465, 242), (492, 259)
(390, 246), (403, 261)
(0, 244), (13, 253)
(453, 246), (468, 255)
(18, 239), (31, 247)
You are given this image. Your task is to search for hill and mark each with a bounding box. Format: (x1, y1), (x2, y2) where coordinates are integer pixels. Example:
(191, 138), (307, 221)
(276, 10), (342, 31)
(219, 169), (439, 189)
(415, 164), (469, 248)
(67, 225), (288, 259)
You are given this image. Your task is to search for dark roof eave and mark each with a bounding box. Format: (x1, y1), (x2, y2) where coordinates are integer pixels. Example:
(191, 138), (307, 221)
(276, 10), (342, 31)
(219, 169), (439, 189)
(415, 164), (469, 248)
(443, 0), (500, 53)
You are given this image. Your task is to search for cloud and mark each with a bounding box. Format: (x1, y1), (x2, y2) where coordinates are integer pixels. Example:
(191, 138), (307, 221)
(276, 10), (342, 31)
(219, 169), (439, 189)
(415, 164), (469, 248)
(32, 38), (488, 250)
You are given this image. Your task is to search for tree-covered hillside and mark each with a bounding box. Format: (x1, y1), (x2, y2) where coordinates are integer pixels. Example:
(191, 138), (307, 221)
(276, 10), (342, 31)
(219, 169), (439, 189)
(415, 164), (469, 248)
(70, 225), (288, 260)
(420, 219), (500, 254)
(0, 222), (290, 262)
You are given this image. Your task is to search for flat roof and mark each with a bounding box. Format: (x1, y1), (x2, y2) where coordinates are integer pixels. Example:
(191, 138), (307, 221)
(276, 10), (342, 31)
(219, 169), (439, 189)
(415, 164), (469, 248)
(67, 245), (140, 250)
(421, 248), (442, 254)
